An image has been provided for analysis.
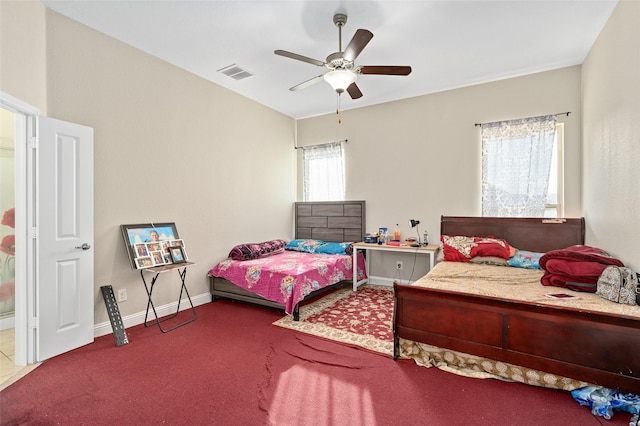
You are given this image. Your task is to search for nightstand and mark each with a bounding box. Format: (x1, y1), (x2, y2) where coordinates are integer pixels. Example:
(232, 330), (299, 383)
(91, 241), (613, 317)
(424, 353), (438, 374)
(351, 242), (439, 291)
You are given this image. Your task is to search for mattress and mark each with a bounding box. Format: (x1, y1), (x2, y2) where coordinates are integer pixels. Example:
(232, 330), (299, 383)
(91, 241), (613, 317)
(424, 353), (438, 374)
(412, 261), (640, 318)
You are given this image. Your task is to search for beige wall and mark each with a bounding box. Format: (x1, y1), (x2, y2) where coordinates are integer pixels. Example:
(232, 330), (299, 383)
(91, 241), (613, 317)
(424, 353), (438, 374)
(297, 67), (582, 278)
(46, 11), (296, 323)
(2, 5), (297, 325)
(0, 0), (47, 112)
(582, 0), (640, 270)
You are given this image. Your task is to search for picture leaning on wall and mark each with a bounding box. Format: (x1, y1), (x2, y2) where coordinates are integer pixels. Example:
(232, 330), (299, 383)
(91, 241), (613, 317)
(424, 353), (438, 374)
(120, 223), (187, 269)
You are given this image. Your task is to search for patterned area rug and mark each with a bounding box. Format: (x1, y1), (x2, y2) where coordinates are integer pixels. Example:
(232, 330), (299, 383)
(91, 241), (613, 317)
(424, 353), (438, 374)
(272, 285), (394, 356)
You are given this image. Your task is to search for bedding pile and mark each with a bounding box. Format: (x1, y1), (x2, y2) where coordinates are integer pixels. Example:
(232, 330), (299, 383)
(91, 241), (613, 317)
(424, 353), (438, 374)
(440, 235), (513, 263)
(440, 234), (628, 294)
(539, 245), (625, 292)
(228, 239), (286, 261)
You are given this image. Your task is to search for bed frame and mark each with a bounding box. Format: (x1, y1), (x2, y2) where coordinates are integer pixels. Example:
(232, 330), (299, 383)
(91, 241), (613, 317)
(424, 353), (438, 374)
(393, 216), (640, 394)
(210, 200), (366, 320)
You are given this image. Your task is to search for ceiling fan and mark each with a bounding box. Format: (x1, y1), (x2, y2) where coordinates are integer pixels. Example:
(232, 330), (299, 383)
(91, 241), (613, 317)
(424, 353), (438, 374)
(274, 13), (412, 99)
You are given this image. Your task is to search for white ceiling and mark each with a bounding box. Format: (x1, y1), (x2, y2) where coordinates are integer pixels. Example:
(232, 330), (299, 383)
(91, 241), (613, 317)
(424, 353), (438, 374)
(42, 0), (618, 120)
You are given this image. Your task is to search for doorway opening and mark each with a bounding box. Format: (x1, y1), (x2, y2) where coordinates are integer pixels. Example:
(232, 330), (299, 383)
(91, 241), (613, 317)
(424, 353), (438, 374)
(0, 92), (39, 373)
(0, 107), (18, 384)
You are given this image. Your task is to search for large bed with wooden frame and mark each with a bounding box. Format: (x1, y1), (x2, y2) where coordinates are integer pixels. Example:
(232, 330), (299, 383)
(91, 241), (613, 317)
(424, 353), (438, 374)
(393, 216), (640, 394)
(209, 200), (366, 321)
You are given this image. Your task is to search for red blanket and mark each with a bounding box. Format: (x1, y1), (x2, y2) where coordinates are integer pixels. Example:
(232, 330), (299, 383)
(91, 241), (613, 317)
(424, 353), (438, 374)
(539, 245), (624, 292)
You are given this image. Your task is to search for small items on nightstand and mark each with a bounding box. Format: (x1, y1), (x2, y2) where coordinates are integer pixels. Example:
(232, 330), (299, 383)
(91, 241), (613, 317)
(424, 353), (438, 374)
(409, 219), (421, 246)
(363, 234), (378, 244)
(378, 227), (388, 245)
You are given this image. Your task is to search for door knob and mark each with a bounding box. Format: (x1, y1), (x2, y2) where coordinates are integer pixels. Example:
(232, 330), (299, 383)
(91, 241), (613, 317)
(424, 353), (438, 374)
(75, 243), (91, 250)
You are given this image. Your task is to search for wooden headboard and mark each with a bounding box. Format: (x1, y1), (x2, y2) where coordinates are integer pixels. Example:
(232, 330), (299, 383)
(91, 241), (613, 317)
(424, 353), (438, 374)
(295, 201), (366, 243)
(440, 216), (585, 253)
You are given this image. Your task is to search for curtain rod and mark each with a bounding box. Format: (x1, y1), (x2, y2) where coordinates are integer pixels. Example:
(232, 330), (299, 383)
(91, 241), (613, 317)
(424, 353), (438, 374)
(474, 112), (570, 127)
(294, 139), (348, 149)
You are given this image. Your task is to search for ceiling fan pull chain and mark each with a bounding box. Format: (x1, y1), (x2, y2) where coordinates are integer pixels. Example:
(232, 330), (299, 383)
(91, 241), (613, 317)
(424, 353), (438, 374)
(336, 95), (342, 124)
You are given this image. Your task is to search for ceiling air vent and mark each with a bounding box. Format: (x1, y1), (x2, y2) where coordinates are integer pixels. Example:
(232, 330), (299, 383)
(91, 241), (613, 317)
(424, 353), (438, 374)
(217, 64), (253, 80)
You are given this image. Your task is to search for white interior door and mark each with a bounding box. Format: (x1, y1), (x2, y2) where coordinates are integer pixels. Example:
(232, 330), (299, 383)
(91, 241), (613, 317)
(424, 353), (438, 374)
(37, 116), (94, 361)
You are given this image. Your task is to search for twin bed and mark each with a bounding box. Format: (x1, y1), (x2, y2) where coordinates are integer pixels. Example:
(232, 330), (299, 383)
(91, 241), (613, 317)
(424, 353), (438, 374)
(394, 216), (640, 394)
(208, 201), (367, 320)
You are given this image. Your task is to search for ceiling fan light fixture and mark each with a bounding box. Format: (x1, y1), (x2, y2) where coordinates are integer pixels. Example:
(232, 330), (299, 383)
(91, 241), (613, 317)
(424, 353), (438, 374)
(323, 69), (357, 93)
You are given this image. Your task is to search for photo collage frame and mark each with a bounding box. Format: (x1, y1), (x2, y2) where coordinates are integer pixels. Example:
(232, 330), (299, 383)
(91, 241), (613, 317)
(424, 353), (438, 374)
(121, 223), (189, 270)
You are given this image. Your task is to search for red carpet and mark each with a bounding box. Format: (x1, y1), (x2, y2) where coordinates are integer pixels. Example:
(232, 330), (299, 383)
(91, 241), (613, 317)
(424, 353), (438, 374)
(0, 298), (630, 425)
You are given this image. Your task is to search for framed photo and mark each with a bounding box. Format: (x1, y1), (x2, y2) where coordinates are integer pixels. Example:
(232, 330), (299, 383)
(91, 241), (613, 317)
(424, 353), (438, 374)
(121, 223), (179, 269)
(169, 246), (186, 264)
(169, 239), (188, 260)
(135, 243), (149, 258)
(135, 256), (154, 269)
(170, 239), (185, 248)
(151, 251), (165, 266)
(146, 242), (162, 252)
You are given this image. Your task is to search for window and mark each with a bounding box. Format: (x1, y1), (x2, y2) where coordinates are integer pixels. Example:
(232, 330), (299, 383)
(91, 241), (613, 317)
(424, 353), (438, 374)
(544, 123), (564, 217)
(302, 142), (345, 201)
(481, 115), (562, 217)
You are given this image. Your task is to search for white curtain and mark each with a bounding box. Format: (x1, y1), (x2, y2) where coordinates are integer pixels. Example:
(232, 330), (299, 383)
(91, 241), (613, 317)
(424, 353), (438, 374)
(482, 115), (557, 217)
(303, 142), (345, 201)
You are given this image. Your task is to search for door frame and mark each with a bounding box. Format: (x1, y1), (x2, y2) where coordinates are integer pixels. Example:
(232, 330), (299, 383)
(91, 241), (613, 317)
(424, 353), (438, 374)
(0, 91), (39, 365)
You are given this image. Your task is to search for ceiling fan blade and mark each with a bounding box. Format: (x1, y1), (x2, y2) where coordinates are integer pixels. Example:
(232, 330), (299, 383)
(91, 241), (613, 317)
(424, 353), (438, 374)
(289, 75), (325, 91)
(359, 65), (412, 76)
(346, 82), (363, 99)
(343, 29), (373, 62)
(274, 50), (325, 67)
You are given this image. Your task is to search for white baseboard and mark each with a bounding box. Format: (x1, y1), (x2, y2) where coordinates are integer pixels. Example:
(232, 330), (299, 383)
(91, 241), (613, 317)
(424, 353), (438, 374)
(94, 292), (211, 338)
(367, 276), (416, 286)
(0, 315), (15, 331)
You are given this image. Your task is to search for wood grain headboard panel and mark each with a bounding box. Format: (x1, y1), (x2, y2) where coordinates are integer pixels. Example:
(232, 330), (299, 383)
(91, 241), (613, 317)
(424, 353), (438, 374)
(440, 216), (585, 253)
(295, 201), (366, 242)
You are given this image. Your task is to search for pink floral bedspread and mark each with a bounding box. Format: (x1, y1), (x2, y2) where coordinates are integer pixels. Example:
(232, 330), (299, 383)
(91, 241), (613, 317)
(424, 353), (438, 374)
(208, 251), (367, 315)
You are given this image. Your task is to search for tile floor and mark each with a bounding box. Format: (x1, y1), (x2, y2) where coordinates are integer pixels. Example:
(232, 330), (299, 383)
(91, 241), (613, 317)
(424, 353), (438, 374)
(0, 328), (38, 391)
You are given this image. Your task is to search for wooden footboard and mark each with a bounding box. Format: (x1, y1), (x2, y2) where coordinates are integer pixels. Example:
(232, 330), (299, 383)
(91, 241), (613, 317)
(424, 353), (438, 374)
(393, 283), (640, 394)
